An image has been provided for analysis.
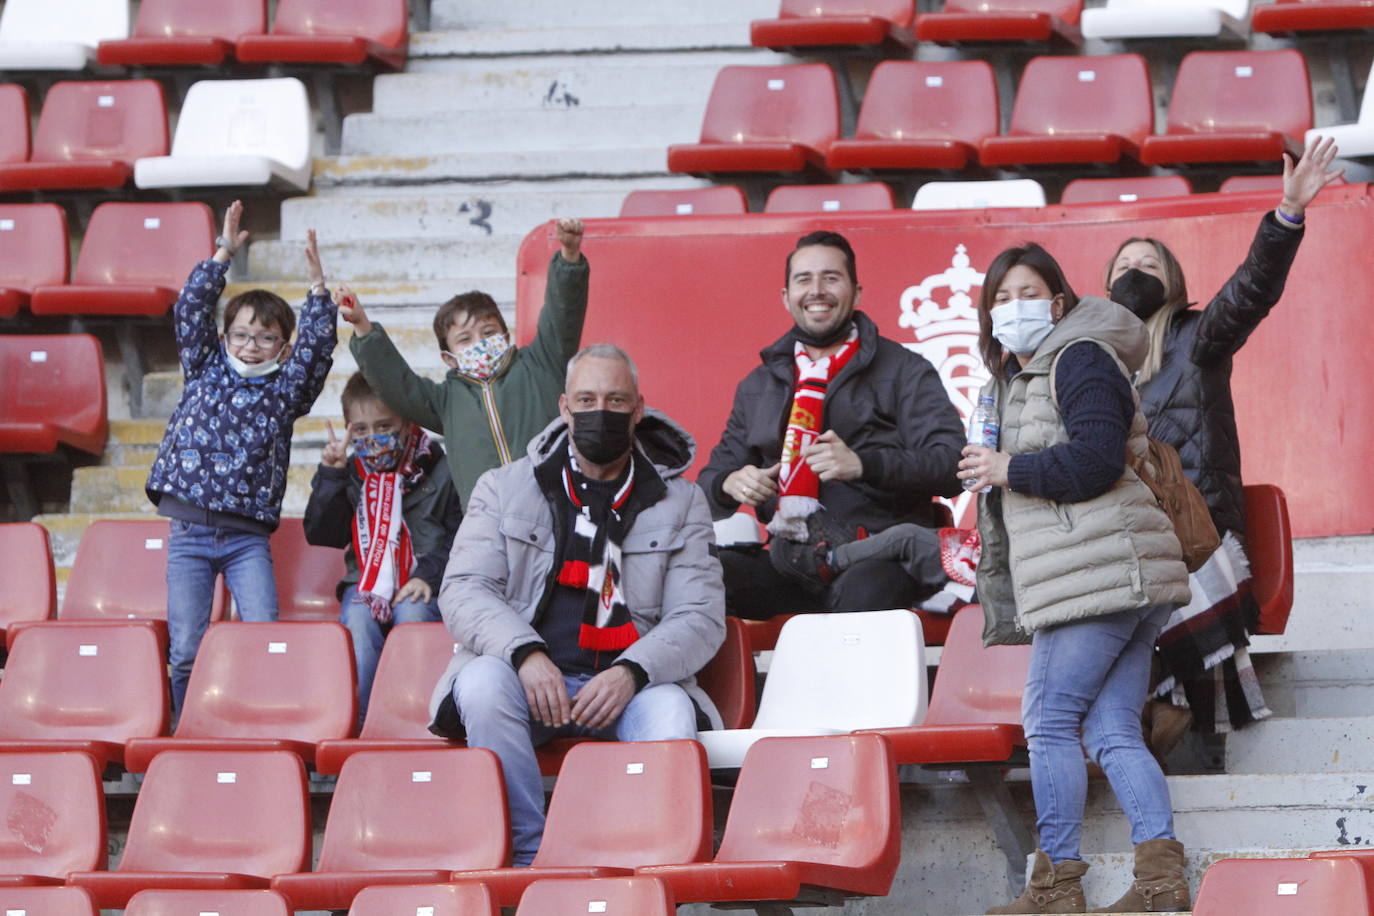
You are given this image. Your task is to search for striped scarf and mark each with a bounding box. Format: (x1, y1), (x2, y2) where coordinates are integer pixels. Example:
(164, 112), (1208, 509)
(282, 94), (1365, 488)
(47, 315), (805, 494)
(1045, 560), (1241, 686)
(352, 431), (432, 623)
(556, 454), (640, 652)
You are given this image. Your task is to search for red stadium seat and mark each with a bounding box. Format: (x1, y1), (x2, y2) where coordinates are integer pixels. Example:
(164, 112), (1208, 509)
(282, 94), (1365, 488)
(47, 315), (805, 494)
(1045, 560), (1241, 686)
(450, 740), (712, 907)
(667, 65), (839, 178)
(1253, 0), (1374, 35)
(1220, 173), (1346, 195)
(1193, 855), (1374, 914)
(0, 204), (68, 318)
(618, 186), (748, 217)
(272, 748), (509, 910)
(0, 522), (56, 636)
(97, 0), (267, 67)
(1244, 484), (1296, 636)
(0, 886), (98, 915)
(515, 877), (675, 916)
(695, 616), (757, 730)
(125, 889), (291, 916)
(67, 750), (310, 909)
(314, 622), (460, 774)
(124, 622), (355, 771)
(0, 84), (30, 165)
(0, 80), (167, 192)
(980, 54), (1153, 167)
(914, 0), (1083, 45)
(638, 734), (900, 907)
(0, 623), (168, 768)
(1061, 175), (1193, 204)
(349, 882), (498, 916)
(827, 60), (999, 172)
(269, 517), (345, 621)
(1141, 50), (1312, 166)
(0, 335), (107, 456)
(856, 604), (1029, 766)
(235, 0), (408, 69)
(764, 182), (894, 212)
(30, 202), (214, 317)
(0, 752), (105, 886)
(750, 0), (916, 51)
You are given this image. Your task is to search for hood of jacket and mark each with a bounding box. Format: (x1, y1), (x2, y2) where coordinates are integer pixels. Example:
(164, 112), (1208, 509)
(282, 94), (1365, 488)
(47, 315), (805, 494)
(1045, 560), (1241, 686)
(525, 406), (696, 479)
(1023, 296), (1148, 377)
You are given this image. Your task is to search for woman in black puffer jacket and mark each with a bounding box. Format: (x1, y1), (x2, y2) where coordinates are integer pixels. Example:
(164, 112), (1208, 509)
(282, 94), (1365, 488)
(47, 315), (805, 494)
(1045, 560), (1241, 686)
(1101, 135), (1342, 742)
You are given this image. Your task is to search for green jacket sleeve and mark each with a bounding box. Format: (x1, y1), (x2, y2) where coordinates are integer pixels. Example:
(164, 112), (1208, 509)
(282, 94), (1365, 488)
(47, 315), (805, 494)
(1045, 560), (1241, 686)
(349, 323), (447, 432)
(522, 251), (590, 378)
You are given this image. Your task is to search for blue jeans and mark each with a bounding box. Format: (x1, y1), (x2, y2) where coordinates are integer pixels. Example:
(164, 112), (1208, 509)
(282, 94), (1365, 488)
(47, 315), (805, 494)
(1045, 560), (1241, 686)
(451, 655), (698, 866)
(340, 584), (441, 725)
(1023, 603), (1176, 863)
(166, 520), (279, 716)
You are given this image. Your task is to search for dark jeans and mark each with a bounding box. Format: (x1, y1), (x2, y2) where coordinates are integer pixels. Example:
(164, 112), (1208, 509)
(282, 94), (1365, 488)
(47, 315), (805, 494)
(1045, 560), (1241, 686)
(719, 545), (929, 619)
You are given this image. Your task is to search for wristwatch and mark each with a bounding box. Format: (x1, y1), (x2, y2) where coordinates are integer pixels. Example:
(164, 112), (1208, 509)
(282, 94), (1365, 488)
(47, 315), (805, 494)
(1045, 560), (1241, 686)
(215, 235), (238, 254)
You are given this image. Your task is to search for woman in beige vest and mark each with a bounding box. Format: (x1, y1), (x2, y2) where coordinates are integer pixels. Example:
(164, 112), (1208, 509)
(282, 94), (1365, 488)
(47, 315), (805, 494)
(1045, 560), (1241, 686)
(962, 244), (1192, 915)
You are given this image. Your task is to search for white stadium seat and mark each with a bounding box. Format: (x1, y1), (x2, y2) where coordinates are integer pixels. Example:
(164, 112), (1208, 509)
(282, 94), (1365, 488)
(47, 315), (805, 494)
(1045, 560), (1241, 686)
(134, 77), (312, 191)
(0, 0), (130, 70)
(912, 178), (1047, 211)
(696, 609), (928, 769)
(1307, 61), (1374, 159)
(1081, 0), (1250, 41)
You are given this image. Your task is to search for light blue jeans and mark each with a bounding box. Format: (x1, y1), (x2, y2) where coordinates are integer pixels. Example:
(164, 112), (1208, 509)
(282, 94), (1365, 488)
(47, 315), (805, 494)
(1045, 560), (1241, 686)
(166, 520), (279, 716)
(451, 655), (698, 866)
(1023, 603), (1176, 863)
(340, 584), (441, 725)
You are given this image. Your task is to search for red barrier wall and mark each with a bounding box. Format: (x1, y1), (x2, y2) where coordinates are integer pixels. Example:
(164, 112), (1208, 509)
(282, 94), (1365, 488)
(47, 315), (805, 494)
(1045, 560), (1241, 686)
(517, 186), (1374, 539)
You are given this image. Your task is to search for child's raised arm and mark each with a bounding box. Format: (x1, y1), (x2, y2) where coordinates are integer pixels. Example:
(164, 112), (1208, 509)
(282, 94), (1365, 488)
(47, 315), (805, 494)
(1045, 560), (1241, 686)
(280, 228), (337, 418)
(177, 200), (249, 377)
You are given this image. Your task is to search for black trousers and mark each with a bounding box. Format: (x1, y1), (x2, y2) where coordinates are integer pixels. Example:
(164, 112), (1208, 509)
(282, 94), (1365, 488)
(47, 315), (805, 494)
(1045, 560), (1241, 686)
(719, 545), (930, 620)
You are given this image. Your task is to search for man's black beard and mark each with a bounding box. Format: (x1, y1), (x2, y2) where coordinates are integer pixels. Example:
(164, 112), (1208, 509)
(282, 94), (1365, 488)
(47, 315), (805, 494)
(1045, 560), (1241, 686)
(792, 314), (855, 349)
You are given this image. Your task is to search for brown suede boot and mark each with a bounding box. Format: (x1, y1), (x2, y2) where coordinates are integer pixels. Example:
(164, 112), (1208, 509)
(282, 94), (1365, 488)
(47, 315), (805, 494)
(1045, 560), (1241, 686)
(1101, 838), (1191, 912)
(1142, 699), (1194, 768)
(986, 850), (1088, 914)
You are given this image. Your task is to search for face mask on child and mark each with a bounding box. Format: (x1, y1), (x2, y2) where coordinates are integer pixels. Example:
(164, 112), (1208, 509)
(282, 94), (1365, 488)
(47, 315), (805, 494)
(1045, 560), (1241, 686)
(444, 333), (512, 381)
(990, 298), (1058, 356)
(225, 350), (283, 378)
(352, 430), (408, 473)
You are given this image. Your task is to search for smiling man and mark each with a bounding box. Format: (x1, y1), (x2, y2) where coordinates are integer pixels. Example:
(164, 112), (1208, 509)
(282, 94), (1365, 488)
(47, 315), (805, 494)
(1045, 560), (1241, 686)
(698, 230), (966, 618)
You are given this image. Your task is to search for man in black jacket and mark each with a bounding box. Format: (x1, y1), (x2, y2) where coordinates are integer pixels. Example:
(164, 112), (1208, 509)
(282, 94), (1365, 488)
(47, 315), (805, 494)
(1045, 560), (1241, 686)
(698, 230), (965, 618)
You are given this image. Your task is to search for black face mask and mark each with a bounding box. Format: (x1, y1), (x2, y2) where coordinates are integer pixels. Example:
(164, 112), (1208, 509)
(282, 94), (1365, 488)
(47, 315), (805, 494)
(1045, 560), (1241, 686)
(571, 409), (635, 466)
(792, 316), (856, 349)
(1110, 269), (1168, 322)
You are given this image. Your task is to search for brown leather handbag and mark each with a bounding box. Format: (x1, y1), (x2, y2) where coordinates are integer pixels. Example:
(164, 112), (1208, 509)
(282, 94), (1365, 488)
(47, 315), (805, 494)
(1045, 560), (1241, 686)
(1130, 438), (1221, 573)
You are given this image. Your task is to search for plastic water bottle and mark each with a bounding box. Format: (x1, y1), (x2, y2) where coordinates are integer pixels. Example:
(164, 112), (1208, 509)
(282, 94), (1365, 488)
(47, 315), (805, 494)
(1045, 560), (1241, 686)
(964, 395), (999, 493)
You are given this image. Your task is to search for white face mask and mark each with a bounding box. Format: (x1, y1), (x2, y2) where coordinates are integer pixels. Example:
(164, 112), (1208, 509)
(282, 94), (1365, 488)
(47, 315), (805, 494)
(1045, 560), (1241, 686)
(990, 298), (1057, 356)
(225, 349), (283, 378)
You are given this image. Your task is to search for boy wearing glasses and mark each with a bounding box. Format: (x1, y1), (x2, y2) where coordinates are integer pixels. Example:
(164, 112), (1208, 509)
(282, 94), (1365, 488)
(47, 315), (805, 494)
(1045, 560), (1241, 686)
(145, 200), (338, 716)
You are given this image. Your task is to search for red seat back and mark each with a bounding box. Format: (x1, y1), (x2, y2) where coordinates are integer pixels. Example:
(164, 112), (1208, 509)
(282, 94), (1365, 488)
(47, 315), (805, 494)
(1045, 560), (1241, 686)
(1194, 856), (1374, 914)
(61, 519), (226, 623)
(348, 882), (498, 916)
(534, 740), (712, 869)
(1006, 54), (1152, 145)
(939, 0), (1082, 24)
(0, 887), (98, 915)
(923, 604), (1030, 727)
(697, 65), (839, 153)
(619, 187), (748, 217)
(0, 204), (70, 295)
(694, 615), (756, 729)
(852, 60), (999, 147)
(71, 202), (214, 289)
(515, 877), (675, 916)
(1244, 484), (1295, 636)
(319, 749), (509, 872)
(176, 622), (355, 742)
(0, 751), (106, 879)
(31, 80), (167, 165)
(126, 889), (291, 916)
(765, 182), (894, 212)
(717, 734), (899, 896)
(0, 334), (108, 456)
(1061, 175), (1192, 204)
(0, 84), (30, 164)
(0, 623), (168, 744)
(119, 749), (310, 876)
(1165, 50), (1312, 139)
(269, 0), (407, 48)
(776, 0), (916, 27)
(269, 517), (345, 621)
(0, 521), (56, 631)
(129, 0), (265, 39)
(358, 621), (457, 739)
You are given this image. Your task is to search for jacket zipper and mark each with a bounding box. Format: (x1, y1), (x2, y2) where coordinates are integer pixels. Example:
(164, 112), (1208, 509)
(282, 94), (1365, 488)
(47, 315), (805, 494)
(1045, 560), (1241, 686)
(480, 381), (513, 465)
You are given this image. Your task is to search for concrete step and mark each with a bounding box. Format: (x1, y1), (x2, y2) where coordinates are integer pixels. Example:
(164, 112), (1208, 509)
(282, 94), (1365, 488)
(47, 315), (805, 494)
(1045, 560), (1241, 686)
(1254, 648), (1374, 718)
(313, 148), (673, 188)
(432, 0), (775, 30)
(70, 464), (320, 517)
(1225, 715), (1374, 775)
(247, 236), (522, 285)
(1252, 535), (1374, 654)
(411, 23), (760, 58)
(224, 278), (516, 315)
(340, 104), (703, 157)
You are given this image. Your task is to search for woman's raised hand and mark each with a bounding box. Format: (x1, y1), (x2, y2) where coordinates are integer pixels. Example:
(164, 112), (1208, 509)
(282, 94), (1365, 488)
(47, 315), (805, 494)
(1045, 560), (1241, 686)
(1281, 135), (1344, 220)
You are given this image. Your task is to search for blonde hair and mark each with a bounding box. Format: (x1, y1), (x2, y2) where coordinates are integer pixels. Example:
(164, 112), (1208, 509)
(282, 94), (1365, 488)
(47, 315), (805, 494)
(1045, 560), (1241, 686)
(1104, 237), (1191, 385)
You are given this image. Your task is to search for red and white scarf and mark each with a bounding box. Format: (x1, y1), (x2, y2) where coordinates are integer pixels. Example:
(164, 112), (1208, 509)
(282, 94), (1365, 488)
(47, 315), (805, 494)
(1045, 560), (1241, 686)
(352, 431), (430, 623)
(768, 329), (860, 541)
(556, 454), (640, 652)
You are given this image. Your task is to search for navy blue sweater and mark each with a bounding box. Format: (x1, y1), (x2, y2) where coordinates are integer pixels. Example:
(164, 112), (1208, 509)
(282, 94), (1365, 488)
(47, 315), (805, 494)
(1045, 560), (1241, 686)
(1007, 341), (1135, 504)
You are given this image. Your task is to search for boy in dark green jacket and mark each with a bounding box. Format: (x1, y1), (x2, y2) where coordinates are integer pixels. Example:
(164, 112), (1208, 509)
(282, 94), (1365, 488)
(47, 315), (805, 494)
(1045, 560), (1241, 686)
(340, 218), (588, 507)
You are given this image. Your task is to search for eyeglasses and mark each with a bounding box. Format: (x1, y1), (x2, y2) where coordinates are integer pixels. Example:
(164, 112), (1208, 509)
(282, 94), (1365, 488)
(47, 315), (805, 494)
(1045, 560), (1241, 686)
(227, 330), (284, 349)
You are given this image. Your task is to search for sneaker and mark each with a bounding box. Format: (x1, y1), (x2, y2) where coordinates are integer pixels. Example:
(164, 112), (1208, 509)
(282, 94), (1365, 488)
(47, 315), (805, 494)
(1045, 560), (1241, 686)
(768, 507), (855, 592)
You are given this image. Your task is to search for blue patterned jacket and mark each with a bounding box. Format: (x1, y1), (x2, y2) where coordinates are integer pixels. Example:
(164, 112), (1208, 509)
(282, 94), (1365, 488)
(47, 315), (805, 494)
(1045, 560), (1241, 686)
(145, 259), (336, 530)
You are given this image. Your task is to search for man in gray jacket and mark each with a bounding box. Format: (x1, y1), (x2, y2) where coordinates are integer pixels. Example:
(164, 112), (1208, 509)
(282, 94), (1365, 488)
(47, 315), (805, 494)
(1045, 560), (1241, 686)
(428, 343), (726, 866)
